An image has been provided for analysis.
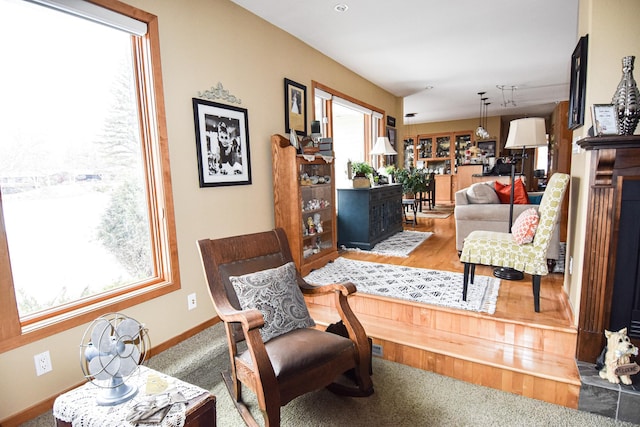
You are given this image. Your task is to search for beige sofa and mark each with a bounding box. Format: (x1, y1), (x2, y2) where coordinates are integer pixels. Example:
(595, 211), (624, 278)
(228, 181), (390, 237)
(454, 181), (560, 261)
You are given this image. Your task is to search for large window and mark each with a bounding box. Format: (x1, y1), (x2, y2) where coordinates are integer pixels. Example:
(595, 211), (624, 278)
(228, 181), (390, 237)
(0, 0), (179, 351)
(312, 82), (385, 189)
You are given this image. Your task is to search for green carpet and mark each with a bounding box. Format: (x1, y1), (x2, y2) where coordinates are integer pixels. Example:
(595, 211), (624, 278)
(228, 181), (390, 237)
(25, 323), (637, 426)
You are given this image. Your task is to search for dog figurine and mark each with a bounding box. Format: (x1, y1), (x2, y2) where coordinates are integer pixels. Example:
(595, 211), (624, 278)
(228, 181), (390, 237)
(598, 327), (638, 385)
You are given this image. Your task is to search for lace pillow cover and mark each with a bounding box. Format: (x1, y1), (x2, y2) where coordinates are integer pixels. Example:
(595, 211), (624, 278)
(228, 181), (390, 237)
(229, 261), (315, 342)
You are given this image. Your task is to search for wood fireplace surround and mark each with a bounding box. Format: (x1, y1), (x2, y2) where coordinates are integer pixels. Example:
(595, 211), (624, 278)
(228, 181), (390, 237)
(576, 135), (640, 362)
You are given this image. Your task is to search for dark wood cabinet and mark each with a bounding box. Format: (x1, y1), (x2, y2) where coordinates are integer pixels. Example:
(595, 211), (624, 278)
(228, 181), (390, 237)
(337, 184), (403, 250)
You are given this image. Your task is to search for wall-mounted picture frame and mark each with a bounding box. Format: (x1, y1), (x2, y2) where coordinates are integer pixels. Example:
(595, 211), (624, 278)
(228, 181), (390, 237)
(477, 140), (496, 157)
(387, 115), (396, 127)
(386, 127), (397, 166)
(591, 104), (619, 136)
(568, 34), (588, 130)
(192, 98), (252, 187)
(284, 78), (307, 136)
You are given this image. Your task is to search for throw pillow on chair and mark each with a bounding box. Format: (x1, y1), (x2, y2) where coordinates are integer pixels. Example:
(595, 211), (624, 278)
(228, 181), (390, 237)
(511, 208), (539, 245)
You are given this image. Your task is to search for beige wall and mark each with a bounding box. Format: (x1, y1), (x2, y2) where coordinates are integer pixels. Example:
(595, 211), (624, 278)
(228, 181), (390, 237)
(563, 0), (640, 323)
(0, 0), (400, 421)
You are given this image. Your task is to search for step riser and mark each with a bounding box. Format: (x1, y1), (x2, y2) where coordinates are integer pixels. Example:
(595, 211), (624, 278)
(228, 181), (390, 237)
(372, 337), (580, 409)
(307, 293), (577, 356)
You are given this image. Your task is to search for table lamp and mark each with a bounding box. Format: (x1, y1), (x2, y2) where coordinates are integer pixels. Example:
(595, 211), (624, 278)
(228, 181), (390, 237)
(371, 136), (397, 167)
(371, 136), (397, 158)
(494, 117), (547, 281)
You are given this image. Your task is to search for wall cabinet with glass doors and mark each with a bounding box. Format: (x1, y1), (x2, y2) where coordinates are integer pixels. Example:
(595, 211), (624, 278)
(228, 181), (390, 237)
(413, 131), (474, 174)
(405, 131), (474, 203)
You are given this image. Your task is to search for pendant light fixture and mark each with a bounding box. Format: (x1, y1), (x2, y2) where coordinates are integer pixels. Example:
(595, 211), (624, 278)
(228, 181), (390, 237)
(483, 100), (491, 134)
(475, 92), (490, 140)
(497, 85), (517, 108)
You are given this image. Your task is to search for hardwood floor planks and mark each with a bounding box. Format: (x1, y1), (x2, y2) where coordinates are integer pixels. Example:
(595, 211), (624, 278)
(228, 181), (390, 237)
(306, 212), (580, 408)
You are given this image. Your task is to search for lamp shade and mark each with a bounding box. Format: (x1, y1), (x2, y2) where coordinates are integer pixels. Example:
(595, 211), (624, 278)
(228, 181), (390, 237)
(504, 118), (547, 149)
(370, 137), (397, 155)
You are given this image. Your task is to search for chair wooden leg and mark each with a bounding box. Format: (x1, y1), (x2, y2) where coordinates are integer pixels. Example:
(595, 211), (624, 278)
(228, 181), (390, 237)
(463, 263), (470, 301)
(470, 264), (476, 284)
(532, 275), (541, 312)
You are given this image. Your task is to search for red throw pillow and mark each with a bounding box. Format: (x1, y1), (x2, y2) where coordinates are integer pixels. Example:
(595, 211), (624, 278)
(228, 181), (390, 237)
(511, 208), (539, 245)
(494, 178), (530, 204)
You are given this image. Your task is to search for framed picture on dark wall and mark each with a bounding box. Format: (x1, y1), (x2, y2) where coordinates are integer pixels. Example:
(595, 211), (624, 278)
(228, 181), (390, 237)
(284, 78), (307, 136)
(568, 35), (588, 130)
(192, 98), (252, 187)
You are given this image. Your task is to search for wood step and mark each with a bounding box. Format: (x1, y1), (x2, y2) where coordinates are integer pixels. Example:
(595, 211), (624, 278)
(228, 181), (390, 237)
(307, 298), (581, 408)
(307, 293), (578, 356)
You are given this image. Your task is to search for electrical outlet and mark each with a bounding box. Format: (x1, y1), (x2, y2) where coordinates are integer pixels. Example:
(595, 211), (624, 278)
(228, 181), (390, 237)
(34, 350), (52, 376)
(188, 293), (197, 310)
(372, 343), (383, 357)
(569, 256), (573, 275)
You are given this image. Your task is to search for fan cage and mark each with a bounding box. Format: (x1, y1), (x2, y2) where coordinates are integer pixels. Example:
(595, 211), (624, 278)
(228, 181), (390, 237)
(80, 312), (149, 389)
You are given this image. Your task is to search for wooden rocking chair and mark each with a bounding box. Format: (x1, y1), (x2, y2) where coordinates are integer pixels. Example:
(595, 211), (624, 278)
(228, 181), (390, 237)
(197, 228), (373, 426)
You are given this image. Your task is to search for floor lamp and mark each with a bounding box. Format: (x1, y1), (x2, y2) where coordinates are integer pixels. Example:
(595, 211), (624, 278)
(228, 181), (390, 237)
(493, 117), (547, 280)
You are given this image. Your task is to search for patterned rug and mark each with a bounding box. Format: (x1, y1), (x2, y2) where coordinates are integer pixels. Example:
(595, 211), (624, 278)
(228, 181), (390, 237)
(552, 242), (566, 273)
(342, 231), (432, 257)
(415, 210), (453, 219)
(304, 257), (501, 314)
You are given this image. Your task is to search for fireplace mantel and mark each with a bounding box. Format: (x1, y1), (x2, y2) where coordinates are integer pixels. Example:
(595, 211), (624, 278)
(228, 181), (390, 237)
(576, 135), (640, 362)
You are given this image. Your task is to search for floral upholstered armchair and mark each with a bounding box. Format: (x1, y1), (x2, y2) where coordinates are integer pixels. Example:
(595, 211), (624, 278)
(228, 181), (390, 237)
(459, 173), (570, 312)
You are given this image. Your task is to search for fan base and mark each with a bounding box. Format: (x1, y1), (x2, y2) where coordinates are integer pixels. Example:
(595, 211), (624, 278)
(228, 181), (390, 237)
(97, 383), (138, 406)
(493, 267), (524, 281)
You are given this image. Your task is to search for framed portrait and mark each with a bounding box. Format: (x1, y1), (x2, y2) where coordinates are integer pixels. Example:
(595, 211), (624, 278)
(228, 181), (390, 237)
(192, 98), (252, 187)
(284, 78), (307, 136)
(591, 104), (619, 136)
(568, 35), (588, 130)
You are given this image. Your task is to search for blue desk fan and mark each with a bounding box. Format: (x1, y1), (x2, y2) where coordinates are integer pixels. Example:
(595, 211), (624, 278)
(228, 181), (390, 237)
(80, 313), (148, 406)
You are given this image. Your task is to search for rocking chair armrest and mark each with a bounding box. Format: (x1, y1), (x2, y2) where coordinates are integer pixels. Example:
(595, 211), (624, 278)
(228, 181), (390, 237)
(218, 306), (265, 331)
(299, 280), (357, 296)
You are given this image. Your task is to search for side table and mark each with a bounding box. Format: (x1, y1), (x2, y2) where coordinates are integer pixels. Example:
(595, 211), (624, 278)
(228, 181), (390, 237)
(402, 198), (417, 226)
(53, 366), (216, 426)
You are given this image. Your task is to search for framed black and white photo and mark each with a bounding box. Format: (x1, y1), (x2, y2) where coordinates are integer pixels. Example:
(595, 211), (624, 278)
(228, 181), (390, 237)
(192, 98), (252, 187)
(591, 104), (618, 136)
(568, 35), (588, 130)
(284, 78), (307, 136)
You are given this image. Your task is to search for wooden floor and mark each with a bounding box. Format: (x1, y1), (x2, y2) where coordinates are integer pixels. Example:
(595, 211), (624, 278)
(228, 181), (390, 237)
(306, 207), (581, 408)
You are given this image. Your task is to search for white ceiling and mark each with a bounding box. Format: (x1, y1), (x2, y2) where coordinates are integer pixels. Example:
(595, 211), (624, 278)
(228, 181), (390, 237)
(230, 0), (580, 125)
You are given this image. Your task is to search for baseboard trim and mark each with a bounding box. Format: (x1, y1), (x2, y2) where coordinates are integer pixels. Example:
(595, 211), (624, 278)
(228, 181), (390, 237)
(0, 317), (221, 427)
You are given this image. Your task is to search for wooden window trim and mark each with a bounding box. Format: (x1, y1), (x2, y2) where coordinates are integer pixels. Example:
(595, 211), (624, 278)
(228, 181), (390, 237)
(311, 81), (386, 158)
(0, 0), (180, 353)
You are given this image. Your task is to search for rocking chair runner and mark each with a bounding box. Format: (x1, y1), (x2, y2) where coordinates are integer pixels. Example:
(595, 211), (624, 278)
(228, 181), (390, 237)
(197, 228), (373, 427)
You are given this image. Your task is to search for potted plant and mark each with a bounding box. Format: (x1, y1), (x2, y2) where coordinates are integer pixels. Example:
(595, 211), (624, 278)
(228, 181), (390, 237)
(350, 161), (374, 188)
(396, 167), (428, 198)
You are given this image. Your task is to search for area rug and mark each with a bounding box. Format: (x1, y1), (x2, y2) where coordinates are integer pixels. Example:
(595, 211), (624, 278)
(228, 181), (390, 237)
(304, 257), (501, 314)
(415, 210), (453, 219)
(407, 206), (454, 219)
(341, 230), (432, 257)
